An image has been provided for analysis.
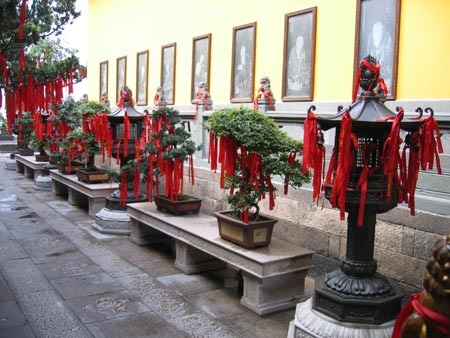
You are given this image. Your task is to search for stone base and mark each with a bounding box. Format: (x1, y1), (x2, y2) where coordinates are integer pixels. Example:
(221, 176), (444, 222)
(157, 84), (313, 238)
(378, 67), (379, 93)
(92, 207), (131, 235)
(287, 298), (394, 338)
(33, 174), (52, 191)
(4, 158), (16, 170)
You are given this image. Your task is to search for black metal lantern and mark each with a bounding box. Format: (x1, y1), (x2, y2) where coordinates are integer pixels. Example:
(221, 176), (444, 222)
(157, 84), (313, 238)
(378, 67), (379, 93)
(106, 86), (146, 209)
(311, 56), (425, 324)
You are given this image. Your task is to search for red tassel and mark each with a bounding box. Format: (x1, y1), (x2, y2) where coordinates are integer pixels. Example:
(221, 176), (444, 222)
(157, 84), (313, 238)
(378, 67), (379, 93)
(123, 114), (130, 158)
(330, 111), (355, 220)
(382, 108), (404, 202)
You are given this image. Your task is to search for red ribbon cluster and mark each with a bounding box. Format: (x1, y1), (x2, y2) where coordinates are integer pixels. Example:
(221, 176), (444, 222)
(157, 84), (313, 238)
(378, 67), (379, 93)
(209, 133), (286, 223)
(392, 292), (450, 338)
(303, 107), (444, 226)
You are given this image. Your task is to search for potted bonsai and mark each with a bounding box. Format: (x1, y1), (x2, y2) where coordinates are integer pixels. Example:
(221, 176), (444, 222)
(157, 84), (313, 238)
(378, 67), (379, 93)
(74, 100), (110, 183)
(54, 130), (90, 174)
(0, 114), (14, 140)
(206, 106), (310, 248)
(141, 107), (202, 215)
(30, 132), (49, 162)
(14, 113), (35, 156)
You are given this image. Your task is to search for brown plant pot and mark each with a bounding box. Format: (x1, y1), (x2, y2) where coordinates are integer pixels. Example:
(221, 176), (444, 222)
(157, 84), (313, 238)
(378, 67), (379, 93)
(55, 162), (84, 175)
(18, 148), (34, 156)
(76, 168), (110, 184)
(154, 194), (202, 216)
(213, 211), (277, 249)
(35, 154), (49, 162)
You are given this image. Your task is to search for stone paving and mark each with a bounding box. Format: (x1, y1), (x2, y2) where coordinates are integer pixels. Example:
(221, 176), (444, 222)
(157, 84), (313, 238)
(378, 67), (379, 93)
(0, 153), (313, 338)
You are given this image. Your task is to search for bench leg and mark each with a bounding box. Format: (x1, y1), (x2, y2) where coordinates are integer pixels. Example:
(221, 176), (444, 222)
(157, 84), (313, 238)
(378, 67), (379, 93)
(174, 241), (227, 274)
(16, 161), (24, 174)
(240, 270), (308, 315)
(68, 188), (88, 207)
(130, 219), (165, 246)
(24, 166), (34, 178)
(52, 180), (68, 197)
(88, 198), (105, 218)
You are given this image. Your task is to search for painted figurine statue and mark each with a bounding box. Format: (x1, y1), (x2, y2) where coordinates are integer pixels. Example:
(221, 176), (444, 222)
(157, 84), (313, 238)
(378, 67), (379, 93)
(154, 86), (166, 107)
(392, 233), (450, 338)
(254, 76), (275, 111)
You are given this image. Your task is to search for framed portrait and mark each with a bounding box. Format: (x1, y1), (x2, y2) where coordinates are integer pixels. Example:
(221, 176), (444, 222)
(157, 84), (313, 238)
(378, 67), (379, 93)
(282, 7), (317, 101)
(99, 61), (108, 99)
(136, 50), (149, 106)
(230, 22), (256, 103)
(116, 56), (127, 102)
(191, 34), (211, 102)
(354, 0), (401, 99)
(161, 43), (176, 105)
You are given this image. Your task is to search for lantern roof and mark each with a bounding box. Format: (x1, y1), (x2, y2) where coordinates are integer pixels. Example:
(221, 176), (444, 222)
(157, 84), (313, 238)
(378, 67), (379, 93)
(318, 92), (423, 131)
(108, 103), (145, 122)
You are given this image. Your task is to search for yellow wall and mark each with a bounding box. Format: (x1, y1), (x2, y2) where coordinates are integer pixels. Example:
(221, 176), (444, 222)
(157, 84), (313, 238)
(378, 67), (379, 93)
(88, 0), (450, 105)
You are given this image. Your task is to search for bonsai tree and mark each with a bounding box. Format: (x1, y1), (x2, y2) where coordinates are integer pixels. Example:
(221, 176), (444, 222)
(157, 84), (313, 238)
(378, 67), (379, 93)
(14, 113), (34, 153)
(206, 106), (310, 223)
(78, 100), (110, 167)
(141, 107), (201, 201)
(63, 130), (99, 170)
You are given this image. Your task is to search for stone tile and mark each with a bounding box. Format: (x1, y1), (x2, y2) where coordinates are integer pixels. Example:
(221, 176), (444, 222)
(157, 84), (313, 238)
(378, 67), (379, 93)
(0, 324), (36, 338)
(66, 290), (150, 324)
(117, 273), (239, 338)
(104, 238), (174, 263)
(51, 272), (123, 299)
(0, 238), (29, 262)
(18, 290), (90, 338)
(0, 273), (14, 302)
(38, 258), (101, 280)
(157, 273), (223, 296)
(184, 288), (246, 319)
(24, 242), (86, 264)
(0, 300), (27, 329)
(86, 312), (186, 338)
(222, 308), (294, 338)
(88, 253), (143, 278)
(0, 259), (53, 295)
(133, 258), (182, 277)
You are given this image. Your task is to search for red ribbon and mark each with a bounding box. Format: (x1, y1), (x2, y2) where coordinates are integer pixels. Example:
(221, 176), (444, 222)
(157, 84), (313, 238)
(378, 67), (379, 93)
(392, 292), (450, 338)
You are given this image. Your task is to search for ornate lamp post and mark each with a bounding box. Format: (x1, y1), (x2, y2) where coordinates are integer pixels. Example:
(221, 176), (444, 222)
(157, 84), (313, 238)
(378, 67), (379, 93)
(289, 55), (443, 337)
(93, 86), (147, 235)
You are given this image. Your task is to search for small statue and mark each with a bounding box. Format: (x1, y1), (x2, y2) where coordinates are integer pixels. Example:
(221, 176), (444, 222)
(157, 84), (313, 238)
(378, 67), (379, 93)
(353, 55), (388, 102)
(392, 233), (450, 338)
(117, 85), (134, 108)
(101, 92), (110, 107)
(81, 93), (89, 104)
(254, 76), (275, 111)
(154, 86), (166, 107)
(196, 82), (211, 102)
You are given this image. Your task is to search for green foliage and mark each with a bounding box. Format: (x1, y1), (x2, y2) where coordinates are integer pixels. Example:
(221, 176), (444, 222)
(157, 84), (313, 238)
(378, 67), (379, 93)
(15, 112), (34, 149)
(78, 100), (110, 116)
(0, 114), (9, 135)
(0, 0), (81, 90)
(145, 107), (201, 163)
(53, 96), (82, 129)
(206, 106), (310, 217)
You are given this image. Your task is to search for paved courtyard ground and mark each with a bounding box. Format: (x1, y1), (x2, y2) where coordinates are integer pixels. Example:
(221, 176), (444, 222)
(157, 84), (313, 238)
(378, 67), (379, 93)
(0, 153), (314, 338)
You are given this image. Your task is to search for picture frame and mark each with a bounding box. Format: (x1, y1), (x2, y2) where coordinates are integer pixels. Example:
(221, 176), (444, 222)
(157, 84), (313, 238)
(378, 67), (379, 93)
(354, 0), (401, 99)
(116, 56), (127, 102)
(136, 50), (149, 106)
(161, 43), (176, 105)
(191, 34), (211, 102)
(282, 7), (317, 101)
(99, 61), (108, 100)
(230, 22), (256, 103)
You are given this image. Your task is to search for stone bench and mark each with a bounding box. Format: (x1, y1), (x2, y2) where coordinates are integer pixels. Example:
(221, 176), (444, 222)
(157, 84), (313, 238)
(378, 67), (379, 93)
(15, 154), (46, 179)
(50, 169), (119, 217)
(127, 202), (313, 315)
